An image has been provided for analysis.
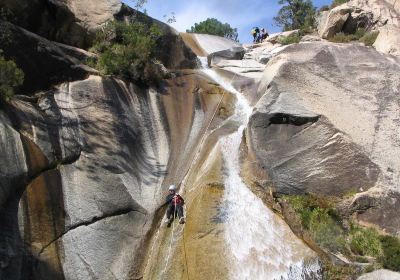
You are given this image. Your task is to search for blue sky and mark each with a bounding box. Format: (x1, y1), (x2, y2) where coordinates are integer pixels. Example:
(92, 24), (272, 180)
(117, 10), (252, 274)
(122, 0), (331, 43)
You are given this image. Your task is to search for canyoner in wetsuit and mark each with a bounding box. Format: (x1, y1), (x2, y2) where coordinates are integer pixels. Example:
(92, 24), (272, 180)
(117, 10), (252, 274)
(165, 185), (185, 227)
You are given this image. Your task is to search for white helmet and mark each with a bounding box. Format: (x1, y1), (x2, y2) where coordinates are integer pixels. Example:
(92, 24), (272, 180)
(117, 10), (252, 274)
(168, 185), (176, 191)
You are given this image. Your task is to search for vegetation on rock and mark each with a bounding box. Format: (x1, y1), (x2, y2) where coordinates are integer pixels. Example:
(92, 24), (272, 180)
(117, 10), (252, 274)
(274, 0), (316, 32)
(88, 20), (164, 85)
(349, 226), (382, 257)
(329, 29), (380, 46)
(0, 50), (24, 100)
(359, 31), (380, 46)
(187, 18), (239, 42)
(277, 33), (303, 45)
(379, 235), (400, 271)
(282, 194), (400, 277)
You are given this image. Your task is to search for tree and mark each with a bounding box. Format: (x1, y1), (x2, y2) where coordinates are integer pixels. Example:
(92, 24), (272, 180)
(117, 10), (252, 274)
(0, 51), (24, 100)
(90, 20), (163, 85)
(274, 0), (316, 31)
(187, 18), (239, 42)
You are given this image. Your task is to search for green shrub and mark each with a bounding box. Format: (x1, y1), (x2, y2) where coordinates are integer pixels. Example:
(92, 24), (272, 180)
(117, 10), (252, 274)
(354, 28), (366, 38)
(0, 51), (24, 100)
(359, 31), (379, 46)
(89, 20), (164, 85)
(285, 195), (346, 252)
(284, 194), (400, 273)
(354, 256), (370, 263)
(309, 208), (347, 252)
(331, 0), (349, 8)
(323, 261), (359, 280)
(329, 32), (354, 43)
(349, 226), (382, 257)
(278, 33), (302, 45)
(379, 236), (400, 271)
(329, 29), (366, 43)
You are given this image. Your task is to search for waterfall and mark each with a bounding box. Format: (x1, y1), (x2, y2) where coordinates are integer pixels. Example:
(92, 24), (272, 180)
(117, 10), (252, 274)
(199, 57), (322, 280)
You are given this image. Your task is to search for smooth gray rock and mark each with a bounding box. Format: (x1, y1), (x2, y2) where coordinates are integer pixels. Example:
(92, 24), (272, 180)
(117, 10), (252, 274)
(0, 21), (92, 95)
(374, 25), (400, 56)
(266, 30), (300, 44)
(246, 42), (400, 231)
(0, 0), (121, 48)
(0, 112), (27, 210)
(318, 6), (351, 38)
(358, 269), (400, 280)
(347, 0), (400, 28)
(301, 35), (322, 42)
(1, 71), (234, 279)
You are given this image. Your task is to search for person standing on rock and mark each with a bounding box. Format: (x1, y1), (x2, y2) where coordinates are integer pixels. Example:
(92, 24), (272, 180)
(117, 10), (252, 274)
(260, 28), (269, 42)
(251, 27), (260, 43)
(165, 185), (185, 227)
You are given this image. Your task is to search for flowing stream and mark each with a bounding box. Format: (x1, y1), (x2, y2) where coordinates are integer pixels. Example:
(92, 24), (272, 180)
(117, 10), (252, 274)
(199, 57), (322, 280)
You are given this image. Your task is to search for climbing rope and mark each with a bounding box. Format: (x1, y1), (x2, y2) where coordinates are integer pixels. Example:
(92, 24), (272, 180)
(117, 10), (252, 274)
(162, 203), (177, 279)
(162, 53), (246, 280)
(178, 56), (246, 280)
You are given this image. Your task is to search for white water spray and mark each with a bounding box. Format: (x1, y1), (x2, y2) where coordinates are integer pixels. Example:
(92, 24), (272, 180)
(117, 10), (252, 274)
(199, 57), (321, 280)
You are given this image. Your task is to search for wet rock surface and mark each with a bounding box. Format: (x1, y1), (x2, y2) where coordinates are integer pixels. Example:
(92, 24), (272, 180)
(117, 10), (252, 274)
(0, 72), (235, 279)
(1, 0), (400, 278)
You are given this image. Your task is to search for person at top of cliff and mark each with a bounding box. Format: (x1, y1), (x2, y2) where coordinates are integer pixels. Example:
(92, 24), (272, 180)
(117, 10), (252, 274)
(260, 28), (269, 42)
(251, 27), (260, 43)
(165, 184), (185, 227)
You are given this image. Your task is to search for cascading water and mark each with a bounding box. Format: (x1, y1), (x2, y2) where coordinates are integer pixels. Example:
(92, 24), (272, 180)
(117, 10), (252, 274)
(199, 57), (322, 280)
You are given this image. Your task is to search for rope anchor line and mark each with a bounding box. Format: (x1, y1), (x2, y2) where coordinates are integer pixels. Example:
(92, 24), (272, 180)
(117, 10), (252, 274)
(162, 55), (244, 280)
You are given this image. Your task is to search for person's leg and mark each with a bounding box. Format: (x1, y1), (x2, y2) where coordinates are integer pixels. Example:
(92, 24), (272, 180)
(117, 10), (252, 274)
(167, 204), (173, 219)
(177, 205), (184, 219)
(177, 205), (185, 224)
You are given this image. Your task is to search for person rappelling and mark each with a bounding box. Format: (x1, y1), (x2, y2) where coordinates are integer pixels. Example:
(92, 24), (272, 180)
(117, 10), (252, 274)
(165, 185), (185, 227)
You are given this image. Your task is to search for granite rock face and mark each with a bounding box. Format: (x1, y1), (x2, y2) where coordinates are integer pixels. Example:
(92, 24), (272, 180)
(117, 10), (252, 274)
(245, 42), (400, 233)
(0, 21), (93, 95)
(374, 25), (400, 56)
(0, 72), (234, 279)
(357, 269), (400, 280)
(0, 0), (121, 48)
(318, 6), (351, 38)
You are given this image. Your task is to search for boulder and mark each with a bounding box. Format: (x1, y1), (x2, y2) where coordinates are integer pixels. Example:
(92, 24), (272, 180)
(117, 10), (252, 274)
(342, 8), (374, 33)
(245, 42), (400, 231)
(181, 33), (245, 65)
(347, 0), (400, 28)
(211, 59), (266, 79)
(266, 30), (300, 44)
(349, 191), (400, 235)
(301, 35), (322, 42)
(374, 25), (400, 56)
(317, 0), (400, 39)
(0, 21), (92, 95)
(0, 0), (121, 48)
(357, 269), (400, 280)
(244, 42), (288, 65)
(318, 6), (352, 39)
(0, 1), (198, 68)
